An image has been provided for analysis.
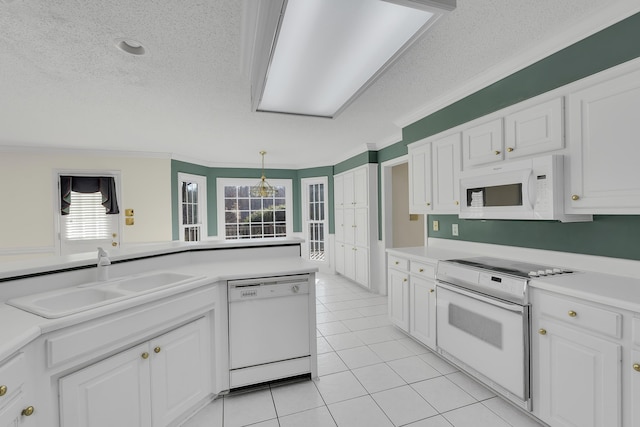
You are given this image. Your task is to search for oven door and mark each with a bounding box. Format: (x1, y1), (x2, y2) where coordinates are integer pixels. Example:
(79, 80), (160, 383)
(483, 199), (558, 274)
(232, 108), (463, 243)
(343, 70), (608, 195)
(436, 282), (529, 402)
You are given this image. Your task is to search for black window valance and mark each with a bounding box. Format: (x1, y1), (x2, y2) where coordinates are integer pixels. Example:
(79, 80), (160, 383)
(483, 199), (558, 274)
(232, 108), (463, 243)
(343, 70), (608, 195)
(60, 176), (120, 215)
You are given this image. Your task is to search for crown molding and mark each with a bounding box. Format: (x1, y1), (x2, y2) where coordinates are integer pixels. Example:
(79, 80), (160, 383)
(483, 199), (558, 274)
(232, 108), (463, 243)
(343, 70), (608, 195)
(394, 0), (640, 129)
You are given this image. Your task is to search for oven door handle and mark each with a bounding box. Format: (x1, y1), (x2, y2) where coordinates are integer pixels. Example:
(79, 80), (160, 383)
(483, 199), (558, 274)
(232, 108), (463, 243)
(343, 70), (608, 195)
(436, 281), (524, 313)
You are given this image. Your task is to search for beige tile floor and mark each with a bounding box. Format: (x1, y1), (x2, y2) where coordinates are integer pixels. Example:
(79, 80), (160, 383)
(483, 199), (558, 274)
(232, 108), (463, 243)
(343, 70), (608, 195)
(182, 273), (546, 427)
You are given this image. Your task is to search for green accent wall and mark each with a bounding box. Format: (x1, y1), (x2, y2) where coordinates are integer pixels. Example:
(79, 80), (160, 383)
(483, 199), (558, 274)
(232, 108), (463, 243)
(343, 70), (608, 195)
(427, 215), (640, 261)
(334, 151), (378, 175)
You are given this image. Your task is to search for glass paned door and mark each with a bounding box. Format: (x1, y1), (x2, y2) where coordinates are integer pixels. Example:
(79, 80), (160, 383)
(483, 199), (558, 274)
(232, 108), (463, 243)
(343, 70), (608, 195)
(178, 173), (207, 241)
(303, 178), (328, 262)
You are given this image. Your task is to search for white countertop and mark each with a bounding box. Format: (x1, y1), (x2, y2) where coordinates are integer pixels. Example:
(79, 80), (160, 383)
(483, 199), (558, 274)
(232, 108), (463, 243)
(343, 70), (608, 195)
(386, 245), (640, 313)
(0, 243), (317, 362)
(0, 237), (305, 281)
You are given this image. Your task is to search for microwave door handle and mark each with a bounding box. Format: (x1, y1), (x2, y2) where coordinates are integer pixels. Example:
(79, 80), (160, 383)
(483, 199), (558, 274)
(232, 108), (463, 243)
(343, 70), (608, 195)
(524, 170), (536, 209)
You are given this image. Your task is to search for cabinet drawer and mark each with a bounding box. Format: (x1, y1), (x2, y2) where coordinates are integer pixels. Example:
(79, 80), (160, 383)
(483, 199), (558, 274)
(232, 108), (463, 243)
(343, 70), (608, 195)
(633, 317), (640, 346)
(388, 255), (408, 271)
(409, 261), (435, 279)
(0, 353), (26, 409)
(537, 292), (621, 339)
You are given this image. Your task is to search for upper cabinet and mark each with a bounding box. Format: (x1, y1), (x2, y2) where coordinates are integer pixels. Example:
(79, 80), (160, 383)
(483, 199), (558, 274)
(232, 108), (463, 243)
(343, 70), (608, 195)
(408, 142), (432, 214)
(566, 67), (640, 214)
(504, 97), (564, 159)
(432, 133), (461, 213)
(462, 118), (504, 168)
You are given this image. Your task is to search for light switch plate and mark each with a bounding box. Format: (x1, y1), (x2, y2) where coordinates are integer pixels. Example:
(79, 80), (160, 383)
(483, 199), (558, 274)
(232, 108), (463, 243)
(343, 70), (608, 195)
(433, 220), (439, 231)
(452, 223), (459, 236)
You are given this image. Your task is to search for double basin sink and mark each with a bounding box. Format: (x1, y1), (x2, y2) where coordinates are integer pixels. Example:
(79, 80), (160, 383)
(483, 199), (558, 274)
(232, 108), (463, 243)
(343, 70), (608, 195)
(7, 272), (203, 319)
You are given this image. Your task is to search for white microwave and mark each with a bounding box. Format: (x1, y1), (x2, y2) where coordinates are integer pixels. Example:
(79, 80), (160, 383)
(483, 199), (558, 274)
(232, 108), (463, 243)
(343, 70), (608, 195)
(459, 155), (591, 222)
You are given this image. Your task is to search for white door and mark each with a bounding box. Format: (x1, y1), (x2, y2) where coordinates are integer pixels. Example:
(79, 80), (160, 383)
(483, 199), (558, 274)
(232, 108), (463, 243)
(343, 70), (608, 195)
(632, 349), (640, 427)
(58, 173), (121, 256)
(353, 246), (369, 287)
(388, 268), (409, 331)
(432, 133), (461, 213)
(59, 342), (152, 427)
(566, 68), (640, 213)
(150, 318), (211, 426)
(353, 207), (369, 247)
(462, 118), (504, 168)
(408, 142), (432, 214)
(504, 97), (564, 159)
(178, 173), (207, 241)
(353, 167), (368, 208)
(0, 393), (25, 427)
(537, 318), (621, 427)
(335, 242), (345, 275)
(301, 178), (328, 262)
(410, 276), (436, 349)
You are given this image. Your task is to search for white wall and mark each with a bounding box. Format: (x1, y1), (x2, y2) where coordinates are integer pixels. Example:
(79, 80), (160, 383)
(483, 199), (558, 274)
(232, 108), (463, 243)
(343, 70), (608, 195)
(0, 151), (172, 260)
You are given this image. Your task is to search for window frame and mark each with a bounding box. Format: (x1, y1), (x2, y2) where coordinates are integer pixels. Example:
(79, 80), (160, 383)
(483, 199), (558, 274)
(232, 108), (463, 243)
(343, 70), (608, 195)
(178, 172), (208, 242)
(216, 177), (293, 239)
(301, 176), (329, 263)
(53, 169), (122, 256)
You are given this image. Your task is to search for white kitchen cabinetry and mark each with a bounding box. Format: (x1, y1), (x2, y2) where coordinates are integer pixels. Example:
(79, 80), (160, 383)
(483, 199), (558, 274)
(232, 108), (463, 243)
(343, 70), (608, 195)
(59, 317), (211, 427)
(504, 97), (564, 159)
(532, 290), (622, 427)
(432, 133), (461, 213)
(388, 255), (409, 331)
(462, 118), (504, 168)
(0, 354), (34, 427)
(566, 68), (640, 213)
(408, 141), (432, 214)
(632, 348), (640, 427)
(387, 252), (437, 349)
(334, 165), (377, 289)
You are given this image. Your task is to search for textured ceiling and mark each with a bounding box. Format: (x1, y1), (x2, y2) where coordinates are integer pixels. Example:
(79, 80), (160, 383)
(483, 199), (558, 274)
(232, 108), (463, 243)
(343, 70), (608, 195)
(0, 0), (637, 168)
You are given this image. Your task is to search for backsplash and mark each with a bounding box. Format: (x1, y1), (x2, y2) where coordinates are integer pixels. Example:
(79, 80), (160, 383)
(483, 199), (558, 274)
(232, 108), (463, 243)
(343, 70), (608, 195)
(428, 214), (640, 261)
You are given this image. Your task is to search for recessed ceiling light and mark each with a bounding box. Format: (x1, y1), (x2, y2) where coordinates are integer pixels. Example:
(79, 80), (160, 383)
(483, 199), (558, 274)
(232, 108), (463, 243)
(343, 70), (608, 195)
(115, 39), (146, 56)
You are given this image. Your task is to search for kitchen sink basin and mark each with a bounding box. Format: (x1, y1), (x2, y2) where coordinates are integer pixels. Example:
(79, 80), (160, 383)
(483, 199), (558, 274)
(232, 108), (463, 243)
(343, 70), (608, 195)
(115, 272), (196, 292)
(7, 272), (202, 319)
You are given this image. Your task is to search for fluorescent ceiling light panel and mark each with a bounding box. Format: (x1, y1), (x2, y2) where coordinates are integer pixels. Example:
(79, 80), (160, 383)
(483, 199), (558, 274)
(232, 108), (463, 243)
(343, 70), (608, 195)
(256, 0), (439, 118)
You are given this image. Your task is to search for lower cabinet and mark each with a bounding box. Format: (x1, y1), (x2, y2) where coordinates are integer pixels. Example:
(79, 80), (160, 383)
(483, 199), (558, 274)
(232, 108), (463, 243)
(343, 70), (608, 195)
(409, 276), (436, 349)
(388, 267), (409, 331)
(0, 353), (34, 427)
(59, 317), (211, 427)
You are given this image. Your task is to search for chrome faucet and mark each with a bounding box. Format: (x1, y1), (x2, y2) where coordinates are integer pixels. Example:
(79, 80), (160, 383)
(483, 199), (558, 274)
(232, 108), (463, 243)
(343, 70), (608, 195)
(97, 247), (111, 281)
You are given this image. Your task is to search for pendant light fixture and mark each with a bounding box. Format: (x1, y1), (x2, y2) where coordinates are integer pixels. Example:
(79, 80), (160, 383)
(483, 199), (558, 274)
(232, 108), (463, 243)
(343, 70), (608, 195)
(251, 151), (276, 198)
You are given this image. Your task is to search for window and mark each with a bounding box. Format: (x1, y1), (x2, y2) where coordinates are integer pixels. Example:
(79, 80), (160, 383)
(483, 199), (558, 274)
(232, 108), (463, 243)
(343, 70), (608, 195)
(57, 173), (121, 256)
(217, 178), (293, 239)
(178, 173), (207, 242)
(302, 177), (328, 262)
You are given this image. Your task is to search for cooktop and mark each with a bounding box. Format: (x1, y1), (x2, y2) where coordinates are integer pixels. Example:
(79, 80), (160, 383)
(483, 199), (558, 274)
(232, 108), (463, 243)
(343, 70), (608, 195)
(445, 256), (573, 278)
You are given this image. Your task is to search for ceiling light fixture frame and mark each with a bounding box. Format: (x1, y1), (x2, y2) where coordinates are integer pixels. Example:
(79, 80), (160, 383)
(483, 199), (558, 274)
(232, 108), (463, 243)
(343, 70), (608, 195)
(244, 0), (456, 119)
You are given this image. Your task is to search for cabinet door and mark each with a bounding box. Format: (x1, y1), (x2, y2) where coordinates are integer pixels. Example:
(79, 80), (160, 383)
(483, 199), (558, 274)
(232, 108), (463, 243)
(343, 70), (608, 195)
(567, 68), (640, 213)
(632, 349), (640, 427)
(537, 318), (621, 427)
(0, 394), (25, 427)
(353, 208), (369, 247)
(150, 317), (211, 427)
(343, 208), (355, 244)
(408, 143), (432, 214)
(334, 209), (345, 243)
(432, 133), (461, 213)
(354, 246), (369, 288)
(409, 276), (436, 349)
(334, 175), (345, 209)
(59, 343), (152, 427)
(335, 242), (345, 275)
(342, 172), (355, 207)
(353, 167), (369, 208)
(388, 269), (409, 332)
(462, 118), (504, 168)
(504, 97), (563, 159)
(343, 246), (356, 282)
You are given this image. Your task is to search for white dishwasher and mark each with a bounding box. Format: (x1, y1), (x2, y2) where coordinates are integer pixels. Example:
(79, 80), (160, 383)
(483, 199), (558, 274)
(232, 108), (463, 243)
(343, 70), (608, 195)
(228, 274), (312, 388)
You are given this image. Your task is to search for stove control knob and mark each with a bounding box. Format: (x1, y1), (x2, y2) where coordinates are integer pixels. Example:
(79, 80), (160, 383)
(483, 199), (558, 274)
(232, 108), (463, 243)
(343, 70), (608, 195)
(529, 271), (538, 277)
(545, 269), (554, 275)
(552, 268), (562, 274)
(538, 270), (547, 276)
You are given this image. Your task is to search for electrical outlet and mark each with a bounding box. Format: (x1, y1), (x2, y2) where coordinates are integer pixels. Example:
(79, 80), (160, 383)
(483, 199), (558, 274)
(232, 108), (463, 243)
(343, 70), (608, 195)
(452, 223), (459, 236)
(433, 220), (439, 231)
